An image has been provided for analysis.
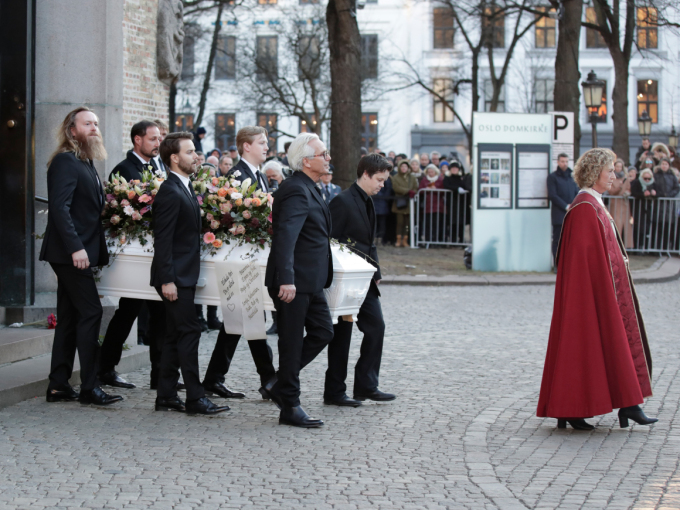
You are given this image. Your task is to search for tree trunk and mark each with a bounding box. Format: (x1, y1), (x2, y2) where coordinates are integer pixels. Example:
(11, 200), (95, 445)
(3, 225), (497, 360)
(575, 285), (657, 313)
(553, 0), (583, 155)
(610, 49), (630, 160)
(326, 0), (362, 189)
(195, 3), (223, 128)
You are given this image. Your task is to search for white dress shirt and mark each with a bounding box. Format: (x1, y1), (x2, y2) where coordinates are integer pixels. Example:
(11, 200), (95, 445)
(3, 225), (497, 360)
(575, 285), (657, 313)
(171, 171), (193, 194)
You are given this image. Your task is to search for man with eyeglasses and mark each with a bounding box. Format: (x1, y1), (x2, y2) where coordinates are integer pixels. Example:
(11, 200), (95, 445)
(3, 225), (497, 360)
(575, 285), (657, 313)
(262, 133), (335, 428)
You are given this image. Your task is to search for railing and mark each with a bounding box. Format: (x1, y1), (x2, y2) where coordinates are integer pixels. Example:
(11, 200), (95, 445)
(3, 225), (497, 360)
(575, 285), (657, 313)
(409, 188), (472, 248)
(605, 195), (680, 255)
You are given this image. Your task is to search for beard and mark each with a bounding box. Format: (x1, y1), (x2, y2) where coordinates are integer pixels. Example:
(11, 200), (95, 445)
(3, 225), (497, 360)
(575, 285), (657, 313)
(75, 131), (108, 161)
(178, 157), (197, 175)
(140, 146), (159, 159)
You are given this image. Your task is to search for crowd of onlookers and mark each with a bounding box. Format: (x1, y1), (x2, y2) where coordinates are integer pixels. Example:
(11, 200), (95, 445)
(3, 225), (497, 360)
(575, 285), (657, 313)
(605, 138), (680, 251)
(193, 123), (472, 248)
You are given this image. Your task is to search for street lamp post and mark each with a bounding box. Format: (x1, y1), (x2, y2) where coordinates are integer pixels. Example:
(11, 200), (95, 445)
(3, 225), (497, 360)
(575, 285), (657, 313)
(581, 70), (605, 149)
(669, 126), (678, 149)
(637, 110), (652, 139)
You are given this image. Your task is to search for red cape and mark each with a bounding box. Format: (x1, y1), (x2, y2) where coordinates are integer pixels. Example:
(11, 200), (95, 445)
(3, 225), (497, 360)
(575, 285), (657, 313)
(537, 192), (652, 418)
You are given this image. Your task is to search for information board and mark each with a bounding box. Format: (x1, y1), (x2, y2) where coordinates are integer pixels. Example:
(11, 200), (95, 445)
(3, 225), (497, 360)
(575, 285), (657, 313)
(478, 144), (513, 209)
(516, 144), (551, 208)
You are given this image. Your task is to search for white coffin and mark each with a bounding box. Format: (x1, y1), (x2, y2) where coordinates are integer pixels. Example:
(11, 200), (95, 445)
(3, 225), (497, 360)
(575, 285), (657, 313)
(96, 239), (376, 324)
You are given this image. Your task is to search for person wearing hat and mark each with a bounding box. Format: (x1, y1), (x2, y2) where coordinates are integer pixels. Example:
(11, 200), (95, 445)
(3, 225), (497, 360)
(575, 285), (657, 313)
(442, 160), (471, 244)
(227, 145), (240, 165)
(193, 126), (207, 153)
(319, 165), (341, 204)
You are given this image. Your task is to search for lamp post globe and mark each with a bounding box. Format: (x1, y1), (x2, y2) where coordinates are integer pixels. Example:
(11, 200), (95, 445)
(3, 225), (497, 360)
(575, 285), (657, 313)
(637, 110), (652, 137)
(581, 70), (605, 148)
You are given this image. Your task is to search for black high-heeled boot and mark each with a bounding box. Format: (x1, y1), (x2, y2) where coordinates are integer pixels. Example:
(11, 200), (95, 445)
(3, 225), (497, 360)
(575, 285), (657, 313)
(618, 405), (658, 428)
(557, 418), (595, 430)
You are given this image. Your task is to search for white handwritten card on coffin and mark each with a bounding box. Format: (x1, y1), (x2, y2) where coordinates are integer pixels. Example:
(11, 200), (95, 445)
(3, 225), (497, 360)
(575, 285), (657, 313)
(214, 256), (267, 341)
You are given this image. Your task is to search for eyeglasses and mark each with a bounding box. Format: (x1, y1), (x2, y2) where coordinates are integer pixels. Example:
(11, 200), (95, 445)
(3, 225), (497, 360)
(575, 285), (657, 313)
(306, 151), (330, 160)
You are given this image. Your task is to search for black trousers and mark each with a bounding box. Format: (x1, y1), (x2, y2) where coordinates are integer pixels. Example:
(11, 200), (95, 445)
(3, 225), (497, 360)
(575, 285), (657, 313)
(204, 331), (276, 387)
(552, 223), (563, 263)
(324, 283), (385, 399)
(48, 263), (103, 392)
(269, 289), (334, 408)
(155, 286), (205, 401)
(99, 297), (164, 384)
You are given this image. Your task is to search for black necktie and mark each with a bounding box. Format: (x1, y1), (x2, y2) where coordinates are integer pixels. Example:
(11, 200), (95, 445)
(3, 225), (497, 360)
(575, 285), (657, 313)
(325, 185), (330, 197)
(150, 159), (158, 171)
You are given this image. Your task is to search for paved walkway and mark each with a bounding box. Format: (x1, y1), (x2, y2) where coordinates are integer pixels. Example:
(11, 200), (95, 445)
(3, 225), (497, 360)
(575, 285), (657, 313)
(1, 279), (679, 509)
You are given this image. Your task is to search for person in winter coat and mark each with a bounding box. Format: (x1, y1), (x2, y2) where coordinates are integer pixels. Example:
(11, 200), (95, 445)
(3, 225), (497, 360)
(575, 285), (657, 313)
(652, 158), (679, 249)
(442, 161), (471, 243)
(547, 153), (580, 265)
(391, 160), (419, 247)
(419, 165), (445, 243)
(630, 168), (659, 250)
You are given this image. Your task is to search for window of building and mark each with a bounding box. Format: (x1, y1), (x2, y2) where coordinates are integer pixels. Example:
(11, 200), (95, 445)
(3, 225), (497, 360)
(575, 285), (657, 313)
(299, 115), (318, 133)
(433, 79), (455, 122)
(637, 7), (658, 49)
(483, 7), (505, 49)
(181, 31), (196, 81)
(256, 36), (278, 81)
(258, 0), (277, 5)
(534, 78), (554, 113)
(174, 114), (194, 132)
(214, 113), (236, 151)
(360, 34), (378, 80)
(585, 7), (607, 48)
(535, 7), (556, 48)
(257, 113), (278, 149)
(361, 113), (378, 152)
(298, 36), (320, 80)
(637, 79), (658, 123)
(433, 7), (454, 49)
(483, 80), (505, 112)
(215, 36), (236, 80)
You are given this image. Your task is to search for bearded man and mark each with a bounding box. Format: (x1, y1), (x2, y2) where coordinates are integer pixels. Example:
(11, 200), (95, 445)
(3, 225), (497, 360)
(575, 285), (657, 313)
(40, 107), (123, 406)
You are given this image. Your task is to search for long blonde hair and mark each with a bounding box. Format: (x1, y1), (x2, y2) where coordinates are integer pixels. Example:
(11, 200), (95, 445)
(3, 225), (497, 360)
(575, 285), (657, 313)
(47, 106), (96, 167)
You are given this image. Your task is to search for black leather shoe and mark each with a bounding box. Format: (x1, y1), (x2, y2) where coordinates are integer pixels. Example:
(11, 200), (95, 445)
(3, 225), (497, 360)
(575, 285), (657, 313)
(198, 317), (209, 333)
(354, 389), (396, 402)
(79, 387), (123, 406)
(155, 396), (186, 412)
(203, 381), (245, 399)
(619, 405), (658, 428)
(279, 406), (324, 428)
(266, 322), (278, 335)
(557, 418), (595, 430)
(185, 397), (230, 415)
(99, 371), (136, 389)
(260, 376), (284, 409)
(207, 318), (222, 330)
(324, 394), (363, 407)
(46, 387), (79, 402)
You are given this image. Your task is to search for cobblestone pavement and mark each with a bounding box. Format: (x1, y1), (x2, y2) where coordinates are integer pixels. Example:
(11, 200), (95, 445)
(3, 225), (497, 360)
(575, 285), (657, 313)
(1, 280), (679, 509)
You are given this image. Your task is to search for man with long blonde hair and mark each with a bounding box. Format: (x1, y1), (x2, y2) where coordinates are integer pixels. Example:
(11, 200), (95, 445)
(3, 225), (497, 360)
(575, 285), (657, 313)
(40, 107), (122, 407)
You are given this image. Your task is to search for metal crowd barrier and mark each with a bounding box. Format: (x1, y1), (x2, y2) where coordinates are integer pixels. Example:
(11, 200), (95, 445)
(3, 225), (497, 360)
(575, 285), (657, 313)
(605, 195), (680, 255)
(409, 188), (472, 248)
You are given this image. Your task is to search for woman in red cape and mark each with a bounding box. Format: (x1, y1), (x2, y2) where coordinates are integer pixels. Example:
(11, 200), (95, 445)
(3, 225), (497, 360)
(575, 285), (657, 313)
(537, 148), (657, 430)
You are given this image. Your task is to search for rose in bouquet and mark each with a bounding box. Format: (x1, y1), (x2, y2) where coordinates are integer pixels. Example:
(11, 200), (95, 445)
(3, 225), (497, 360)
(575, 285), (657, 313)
(101, 168), (163, 249)
(192, 167), (274, 255)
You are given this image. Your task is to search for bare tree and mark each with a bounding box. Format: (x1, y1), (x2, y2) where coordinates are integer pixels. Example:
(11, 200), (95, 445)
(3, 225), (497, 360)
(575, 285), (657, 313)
(582, 0), (679, 158)
(327, 0), (362, 188)
(237, 6), (331, 138)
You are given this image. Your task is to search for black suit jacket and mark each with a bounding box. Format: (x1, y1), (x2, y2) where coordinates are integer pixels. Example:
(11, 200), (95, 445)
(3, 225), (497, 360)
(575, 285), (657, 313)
(226, 159), (268, 192)
(39, 152), (109, 267)
(150, 172), (202, 287)
(265, 171), (333, 293)
(330, 183), (381, 281)
(109, 150), (156, 182)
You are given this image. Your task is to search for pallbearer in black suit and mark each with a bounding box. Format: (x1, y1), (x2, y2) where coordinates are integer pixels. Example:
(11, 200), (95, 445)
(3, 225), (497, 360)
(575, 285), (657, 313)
(202, 126), (277, 400)
(324, 154), (396, 406)
(99, 120), (166, 390)
(263, 133), (335, 428)
(151, 132), (229, 416)
(40, 107), (122, 406)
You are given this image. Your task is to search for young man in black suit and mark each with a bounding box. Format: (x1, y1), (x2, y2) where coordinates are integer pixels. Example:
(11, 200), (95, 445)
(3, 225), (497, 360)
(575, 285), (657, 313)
(324, 154), (396, 407)
(201, 126), (277, 400)
(99, 120), (166, 390)
(151, 132), (229, 416)
(40, 107), (122, 406)
(263, 133), (334, 428)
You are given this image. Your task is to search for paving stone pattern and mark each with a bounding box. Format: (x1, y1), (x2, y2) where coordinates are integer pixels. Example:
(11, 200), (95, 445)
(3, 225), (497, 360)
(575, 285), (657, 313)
(1, 281), (679, 509)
